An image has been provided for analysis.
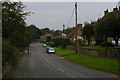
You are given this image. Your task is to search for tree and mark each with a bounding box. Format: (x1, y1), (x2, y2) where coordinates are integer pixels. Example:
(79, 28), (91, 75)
(53, 38), (71, 48)
(41, 28), (51, 35)
(53, 30), (62, 36)
(95, 11), (120, 46)
(83, 22), (94, 46)
(46, 36), (52, 42)
(2, 2), (30, 49)
(28, 25), (43, 40)
(64, 27), (74, 34)
(2, 2), (30, 76)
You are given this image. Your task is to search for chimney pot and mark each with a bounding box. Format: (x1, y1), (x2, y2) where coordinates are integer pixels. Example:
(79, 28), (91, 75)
(104, 9), (108, 15)
(113, 7), (118, 11)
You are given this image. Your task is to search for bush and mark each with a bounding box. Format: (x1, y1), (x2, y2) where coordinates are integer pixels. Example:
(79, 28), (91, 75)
(2, 39), (20, 67)
(53, 38), (71, 48)
(101, 42), (115, 47)
(72, 39), (85, 50)
(46, 42), (55, 47)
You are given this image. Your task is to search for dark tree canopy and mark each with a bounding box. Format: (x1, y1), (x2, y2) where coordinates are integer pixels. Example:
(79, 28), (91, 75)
(28, 25), (43, 40)
(83, 22), (94, 46)
(2, 2), (30, 74)
(95, 11), (120, 46)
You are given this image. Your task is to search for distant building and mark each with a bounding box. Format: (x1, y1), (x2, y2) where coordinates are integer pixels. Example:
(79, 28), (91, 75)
(67, 24), (83, 41)
(40, 33), (53, 42)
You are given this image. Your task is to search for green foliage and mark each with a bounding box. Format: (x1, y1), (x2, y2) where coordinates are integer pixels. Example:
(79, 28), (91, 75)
(46, 42), (54, 47)
(41, 28), (62, 37)
(95, 11), (120, 46)
(54, 47), (75, 57)
(2, 2), (30, 77)
(100, 42), (115, 47)
(41, 28), (51, 35)
(2, 39), (20, 66)
(10, 31), (28, 49)
(65, 54), (119, 74)
(55, 47), (119, 74)
(53, 38), (63, 47)
(64, 27), (74, 34)
(53, 30), (62, 36)
(28, 25), (43, 40)
(53, 38), (71, 48)
(2, 2), (30, 50)
(83, 22), (94, 46)
(62, 38), (71, 48)
(71, 39), (85, 51)
(2, 2), (28, 38)
(46, 36), (52, 42)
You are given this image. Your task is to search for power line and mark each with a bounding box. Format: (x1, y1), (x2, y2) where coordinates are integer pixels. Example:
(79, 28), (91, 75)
(78, 8), (90, 21)
(66, 8), (75, 28)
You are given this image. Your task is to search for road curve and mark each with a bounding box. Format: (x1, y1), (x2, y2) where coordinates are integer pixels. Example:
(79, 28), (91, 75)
(7, 42), (118, 78)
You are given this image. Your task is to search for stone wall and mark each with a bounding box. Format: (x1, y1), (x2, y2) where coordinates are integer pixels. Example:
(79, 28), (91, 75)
(78, 48), (105, 57)
(107, 48), (120, 57)
(66, 46), (120, 58)
(78, 48), (120, 58)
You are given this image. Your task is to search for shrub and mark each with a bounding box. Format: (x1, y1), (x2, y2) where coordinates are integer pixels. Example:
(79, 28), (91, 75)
(46, 42), (55, 47)
(53, 38), (71, 48)
(101, 42), (115, 47)
(2, 39), (20, 67)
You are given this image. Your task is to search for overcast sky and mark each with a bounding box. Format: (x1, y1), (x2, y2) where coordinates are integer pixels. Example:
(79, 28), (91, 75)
(23, 2), (118, 30)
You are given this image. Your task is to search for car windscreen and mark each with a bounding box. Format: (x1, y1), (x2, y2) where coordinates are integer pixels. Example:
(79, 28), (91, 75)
(49, 48), (54, 51)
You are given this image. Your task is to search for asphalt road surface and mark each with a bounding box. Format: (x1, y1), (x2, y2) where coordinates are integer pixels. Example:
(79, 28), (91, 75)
(7, 42), (118, 78)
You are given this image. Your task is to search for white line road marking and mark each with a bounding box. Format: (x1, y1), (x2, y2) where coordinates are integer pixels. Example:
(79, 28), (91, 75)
(52, 64), (57, 67)
(58, 68), (65, 72)
(41, 54), (76, 78)
(66, 73), (76, 78)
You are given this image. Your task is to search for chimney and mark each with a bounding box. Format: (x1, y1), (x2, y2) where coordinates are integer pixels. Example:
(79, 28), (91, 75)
(113, 6), (118, 11)
(104, 9), (108, 15)
(77, 24), (82, 28)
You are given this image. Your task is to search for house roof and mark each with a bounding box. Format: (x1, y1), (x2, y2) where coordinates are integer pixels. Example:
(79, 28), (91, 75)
(73, 32), (82, 38)
(45, 33), (53, 37)
(67, 24), (82, 38)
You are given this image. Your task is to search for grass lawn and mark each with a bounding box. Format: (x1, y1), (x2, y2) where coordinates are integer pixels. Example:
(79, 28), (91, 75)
(55, 47), (119, 75)
(54, 47), (75, 56)
(65, 54), (119, 75)
(81, 46), (105, 50)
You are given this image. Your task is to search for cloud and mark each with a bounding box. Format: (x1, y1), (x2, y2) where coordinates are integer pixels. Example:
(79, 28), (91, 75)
(25, 9), (75, 30)
(24, 2), (118, 30)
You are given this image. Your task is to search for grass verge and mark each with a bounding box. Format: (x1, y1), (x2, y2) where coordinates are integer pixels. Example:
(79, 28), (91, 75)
(55, 47), (119, 75)
(65, 54), (119, 75)
(54, 47), (75, 56)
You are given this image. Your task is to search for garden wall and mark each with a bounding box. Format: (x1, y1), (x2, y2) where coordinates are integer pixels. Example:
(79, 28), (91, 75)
(66, 46), (120, 58)
(78, 48), (120, 58)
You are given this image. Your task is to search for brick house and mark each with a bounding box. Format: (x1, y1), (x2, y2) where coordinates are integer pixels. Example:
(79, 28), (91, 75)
(67, 24), (83, 41)
(40, 33), (53, 42)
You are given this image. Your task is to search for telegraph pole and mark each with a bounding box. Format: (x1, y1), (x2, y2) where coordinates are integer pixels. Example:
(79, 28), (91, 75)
(63, 24), (65, 32)
(75, 2), (78, 53)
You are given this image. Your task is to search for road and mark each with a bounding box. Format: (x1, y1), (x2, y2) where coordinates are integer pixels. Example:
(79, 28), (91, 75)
(7, 42), (118, 78)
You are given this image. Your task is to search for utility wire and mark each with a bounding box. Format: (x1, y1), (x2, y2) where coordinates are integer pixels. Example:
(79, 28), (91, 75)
(66, 8), (75, 28)
(78, 8), (90, 21)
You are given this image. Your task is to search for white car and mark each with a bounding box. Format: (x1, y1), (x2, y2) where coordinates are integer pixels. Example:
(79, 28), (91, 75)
(43, 44), (47, 47)
(47, 48), (55, 54)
